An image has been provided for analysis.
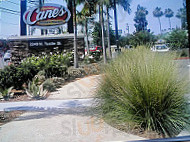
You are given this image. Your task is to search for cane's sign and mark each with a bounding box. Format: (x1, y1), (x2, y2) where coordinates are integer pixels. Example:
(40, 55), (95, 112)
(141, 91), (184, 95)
(23, 3), (71, 28)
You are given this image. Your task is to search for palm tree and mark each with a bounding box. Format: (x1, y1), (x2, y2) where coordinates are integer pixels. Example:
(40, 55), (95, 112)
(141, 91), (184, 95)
(65, 0), (85, 68)
(176, 7), (187, 29)
(77, 3), (95, 55)
(134, 5), (148, 32)
(176, 8), (186, 29)
(153, 7), (164, 34)
(103, 0), (131, 57)
(92, 0), (131, 62)
(99, 3), (107, 63)
(99, 0), (112, 59)
(113, 0), (131, 51)
(106, 6), (112, 58)
(164, 8), (174, 31)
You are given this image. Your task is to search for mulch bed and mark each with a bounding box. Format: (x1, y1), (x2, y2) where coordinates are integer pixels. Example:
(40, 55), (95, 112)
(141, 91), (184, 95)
(0, 94), (32, 103)
(0, 90), (51, 103)
(0, 111), (25, 126)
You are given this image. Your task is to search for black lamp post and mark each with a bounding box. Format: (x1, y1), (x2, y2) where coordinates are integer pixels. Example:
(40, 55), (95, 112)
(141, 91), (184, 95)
(186, 0), (190, 57)
(113, 0), (120, 52)
(20, 0), (27, 36)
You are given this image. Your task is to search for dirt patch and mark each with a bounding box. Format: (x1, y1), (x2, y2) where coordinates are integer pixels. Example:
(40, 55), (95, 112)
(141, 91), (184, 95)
(0, 111), (25, 126)
(104, 120), (164, 139)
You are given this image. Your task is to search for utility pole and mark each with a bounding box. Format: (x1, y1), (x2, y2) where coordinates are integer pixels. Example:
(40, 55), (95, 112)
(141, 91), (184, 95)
(20, 0), (27, 36)
(113, 0), (120, 52)
(186, 0), (190, 57)
(39, 0), (46, 35)
(67, 1), (74, 33)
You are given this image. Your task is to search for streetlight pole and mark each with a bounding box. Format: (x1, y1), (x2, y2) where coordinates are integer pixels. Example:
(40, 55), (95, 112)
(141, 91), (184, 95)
(186, 0), (190, 57)
(20, 0), (27, 36)
(39, 0), (46, 35)
(113, 0), (120, 52)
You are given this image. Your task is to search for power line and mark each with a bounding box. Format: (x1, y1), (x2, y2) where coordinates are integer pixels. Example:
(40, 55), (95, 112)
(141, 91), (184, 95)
(0, 7), (20, 13)
(0, 10), (20, 16)
(4, 0), (19, 6)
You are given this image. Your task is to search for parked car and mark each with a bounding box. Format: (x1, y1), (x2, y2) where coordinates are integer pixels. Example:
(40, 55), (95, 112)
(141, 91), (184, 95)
(85, 46), (102, 54)
(3, 50), (12, 61)
(151, 44), (169, 52)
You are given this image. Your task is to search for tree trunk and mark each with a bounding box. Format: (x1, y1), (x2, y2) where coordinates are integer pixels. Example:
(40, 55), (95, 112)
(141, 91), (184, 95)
(85, 19), (90, 55)
(106, 6), (111, 59)
(67, 0), (74, 33)
(100, 4), (107, 64)
(158, 17), (162, 34)
(186, 0), (190, 57)
(73, 0), (78, 68)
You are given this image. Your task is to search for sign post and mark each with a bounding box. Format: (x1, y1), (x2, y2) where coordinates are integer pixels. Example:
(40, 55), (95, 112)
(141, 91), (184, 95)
(20, 0), (27, 36)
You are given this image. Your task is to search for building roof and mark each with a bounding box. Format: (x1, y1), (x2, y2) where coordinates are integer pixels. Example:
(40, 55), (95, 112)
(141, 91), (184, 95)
(7, 34), (84, 41)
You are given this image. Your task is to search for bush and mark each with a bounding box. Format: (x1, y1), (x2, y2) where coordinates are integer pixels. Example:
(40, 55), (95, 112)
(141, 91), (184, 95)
(97, 47), (190, 137)
(51, 77), (65, 88)
(81, 63), (101, 75)
(43, 79), (56, 92)
(0, 52), (72, 90)
(22, 52), (72, 78)
(164, 29), (188, 50)
(26, 80), (48, 99)
(68, 67), (86, 79)
(0, 64), (38, 90)
(180, 49), (188, 57)
(128, 31), (157, 48)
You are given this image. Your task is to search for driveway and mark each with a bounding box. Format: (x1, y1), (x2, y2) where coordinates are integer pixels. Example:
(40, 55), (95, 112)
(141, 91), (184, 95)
(0, 75), (144, 142)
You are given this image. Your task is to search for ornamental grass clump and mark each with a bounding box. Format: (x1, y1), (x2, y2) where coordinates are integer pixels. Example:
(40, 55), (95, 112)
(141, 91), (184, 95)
(97, 47), (190, 137)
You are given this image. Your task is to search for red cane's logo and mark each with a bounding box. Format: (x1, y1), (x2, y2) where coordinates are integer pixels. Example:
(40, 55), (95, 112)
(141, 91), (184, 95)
(23, 3), (71, 28)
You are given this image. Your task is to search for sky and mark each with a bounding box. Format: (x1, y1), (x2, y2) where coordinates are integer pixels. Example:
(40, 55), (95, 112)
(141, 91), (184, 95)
(0, 0), (184, 38)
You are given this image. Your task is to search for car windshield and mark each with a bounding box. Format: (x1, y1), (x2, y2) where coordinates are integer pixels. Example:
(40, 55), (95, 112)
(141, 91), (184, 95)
(156, 45), (167, 50)
(4, 53), (11, 57)
(97, 47), (101, 50)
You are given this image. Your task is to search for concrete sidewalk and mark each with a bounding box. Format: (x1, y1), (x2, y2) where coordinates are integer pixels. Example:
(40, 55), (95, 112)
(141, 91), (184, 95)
(0, 99), (94, 111)
(0, 75), (145, 142)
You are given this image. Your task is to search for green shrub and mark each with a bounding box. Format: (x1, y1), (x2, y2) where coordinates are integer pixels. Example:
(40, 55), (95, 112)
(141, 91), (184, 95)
(26, 80), (48, 99)
(97, 47), (190, 137)
(164, 29), (188, 50)
(68, 67), (86, 79)
(180, 49), (188, 57)
(81, 63), (101, 75)
(0, 64), (38, 90)
(43, 79), (56, 92)
(0, 87), (14, 100)
(51, 77), (65, 88)
(22, 52), (72, 78)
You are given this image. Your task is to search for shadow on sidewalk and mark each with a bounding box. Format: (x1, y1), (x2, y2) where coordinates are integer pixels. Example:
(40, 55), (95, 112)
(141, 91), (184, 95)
(5, 105), (97, 121)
